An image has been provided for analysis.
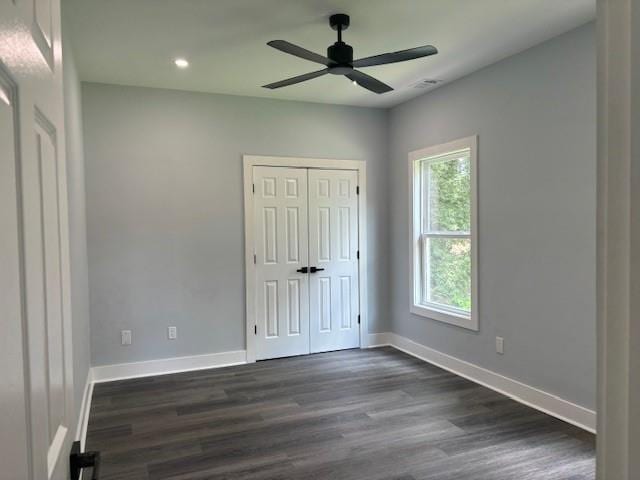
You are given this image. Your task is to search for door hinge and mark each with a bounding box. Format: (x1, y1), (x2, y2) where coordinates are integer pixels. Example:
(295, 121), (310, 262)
(253, 254), (256, 264)
(356, 186), (360, 195)
(356, 250), (360, 259)
(357, 315), (361, 325)
(252, 183), (255, 193)
(254, 325), (257, 335)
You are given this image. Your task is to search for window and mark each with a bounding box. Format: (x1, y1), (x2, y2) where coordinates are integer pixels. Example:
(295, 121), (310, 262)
(410, 136), (478, 330)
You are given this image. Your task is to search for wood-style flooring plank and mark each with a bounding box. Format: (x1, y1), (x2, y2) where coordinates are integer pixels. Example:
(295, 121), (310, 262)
(86, 347), (595, 480)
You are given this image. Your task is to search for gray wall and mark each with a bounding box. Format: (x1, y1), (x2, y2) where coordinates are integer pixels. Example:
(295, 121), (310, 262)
(62, 24), (91, 421)
(388, 24), (596, 409)
(82, 84), (390, 366)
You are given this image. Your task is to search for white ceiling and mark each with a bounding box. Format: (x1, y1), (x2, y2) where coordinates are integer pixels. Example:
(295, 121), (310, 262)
(64, 0), (595, 108)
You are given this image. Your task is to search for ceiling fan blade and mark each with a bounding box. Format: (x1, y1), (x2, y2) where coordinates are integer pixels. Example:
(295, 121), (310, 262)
(262, 68), (329, 89)
(346, 70), (393, 94)
(352, 45), (438, 68)
(267, 40), (330, 65)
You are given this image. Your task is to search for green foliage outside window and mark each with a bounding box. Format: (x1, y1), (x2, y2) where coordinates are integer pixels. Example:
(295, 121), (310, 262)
(424, 156), (471, 312)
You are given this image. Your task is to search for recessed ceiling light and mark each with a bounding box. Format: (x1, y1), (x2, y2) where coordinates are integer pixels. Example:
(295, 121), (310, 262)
(352, 80), (357, 86)
(174, 58), (189, 69)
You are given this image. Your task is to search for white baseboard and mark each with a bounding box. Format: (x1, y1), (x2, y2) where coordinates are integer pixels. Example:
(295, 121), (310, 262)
(366, 332), (596, 433)
(74, 369), (95, 449)
(91, 350), (247, 383)
(364, 332), (391, 348)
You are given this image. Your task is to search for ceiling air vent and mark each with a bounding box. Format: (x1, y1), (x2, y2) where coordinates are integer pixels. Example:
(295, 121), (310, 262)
(413, 79), (442, 89)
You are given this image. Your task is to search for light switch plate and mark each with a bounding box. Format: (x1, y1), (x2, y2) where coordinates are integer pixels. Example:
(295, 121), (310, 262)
(496, 336), (504, 354)
(121, 330), (132, 345)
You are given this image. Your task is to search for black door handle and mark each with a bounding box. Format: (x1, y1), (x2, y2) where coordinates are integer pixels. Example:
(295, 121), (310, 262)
(296, 266), (324, 273)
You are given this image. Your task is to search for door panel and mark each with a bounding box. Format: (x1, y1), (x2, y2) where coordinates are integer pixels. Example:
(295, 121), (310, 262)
(0, 0), (74, 478)
(308, 170), (360, 353)
(252, 167), (360, 360)
(0, 63), (31, 480)
(33, 0), (55, 68)
(35, 111), (68, 470)
(253, 167), (310, 360)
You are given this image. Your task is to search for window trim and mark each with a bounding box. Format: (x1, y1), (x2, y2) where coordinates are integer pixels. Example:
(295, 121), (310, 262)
(409, 135), (478, 331)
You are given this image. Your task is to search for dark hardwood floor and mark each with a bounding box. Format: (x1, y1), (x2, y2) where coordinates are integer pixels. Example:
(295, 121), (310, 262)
(86, 347), (595, 480)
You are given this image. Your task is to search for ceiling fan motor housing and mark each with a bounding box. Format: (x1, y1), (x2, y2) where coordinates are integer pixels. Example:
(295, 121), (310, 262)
(327, 42), (353, 73)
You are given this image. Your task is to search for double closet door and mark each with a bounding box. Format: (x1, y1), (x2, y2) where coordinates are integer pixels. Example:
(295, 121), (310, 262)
(253, 166), (360, 360)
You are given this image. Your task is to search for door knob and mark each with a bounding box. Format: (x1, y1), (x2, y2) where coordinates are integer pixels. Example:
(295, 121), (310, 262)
(296, 267), (309, 273)
(309, 267), (325, 273)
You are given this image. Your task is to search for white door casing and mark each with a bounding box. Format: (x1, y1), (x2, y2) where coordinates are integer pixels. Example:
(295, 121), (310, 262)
(308, 169), (360, 353)
(253, 167), (310, 360)
(0, 0), (75, 479)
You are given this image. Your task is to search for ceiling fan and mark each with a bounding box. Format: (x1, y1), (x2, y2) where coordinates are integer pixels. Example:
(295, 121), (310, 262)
(262, 13), (438, 94)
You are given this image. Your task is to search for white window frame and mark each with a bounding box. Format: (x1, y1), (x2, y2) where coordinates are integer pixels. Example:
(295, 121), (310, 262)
(409, 135), (478, 331)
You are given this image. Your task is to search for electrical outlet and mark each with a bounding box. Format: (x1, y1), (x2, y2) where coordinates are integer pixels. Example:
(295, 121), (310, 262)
(496, 336), (504, 355)
(121, 330), (132, 346)
(168, 326), (177, 340)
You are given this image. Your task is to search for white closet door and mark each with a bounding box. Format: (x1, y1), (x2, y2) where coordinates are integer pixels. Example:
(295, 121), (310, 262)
(253, 167), (310, 360)
(308, 169), (360, 353)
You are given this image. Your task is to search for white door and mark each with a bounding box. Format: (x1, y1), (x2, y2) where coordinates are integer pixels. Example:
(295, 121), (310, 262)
(252, 167), (360, 360)
(308, 169), (360, 353)
(253, 167), (310, 360)
(0, 0), (75, 479)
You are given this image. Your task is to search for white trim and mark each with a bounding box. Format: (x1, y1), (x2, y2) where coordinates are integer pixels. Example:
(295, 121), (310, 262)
(243, 155), (368, 363)
(367, 332), (595, 433)
(596, 0), (640, 477)
(364, 332), (392, 348)
(409, 136), (479, 331)
(74, 369), (95, 450)
(410, 303), (472, 326)
(91, 350), (247, 383)
(243, 155), (366, 171)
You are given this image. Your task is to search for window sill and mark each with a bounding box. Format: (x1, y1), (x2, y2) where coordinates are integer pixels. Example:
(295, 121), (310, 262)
(410, 303), (478, 331)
